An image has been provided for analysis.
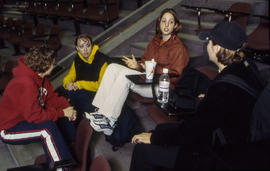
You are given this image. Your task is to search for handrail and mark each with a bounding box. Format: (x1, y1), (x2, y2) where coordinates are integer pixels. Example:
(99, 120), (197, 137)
(181, 4), (269, 30)
(181, 4), (269, 20)
(181, 4), (227, 15)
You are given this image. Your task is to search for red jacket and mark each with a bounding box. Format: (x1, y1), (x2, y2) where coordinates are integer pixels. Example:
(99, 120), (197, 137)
(141, 34), (189, 76)
(0, 57), (70, 130)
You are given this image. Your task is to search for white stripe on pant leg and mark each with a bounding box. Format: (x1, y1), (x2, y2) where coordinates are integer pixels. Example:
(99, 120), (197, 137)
(40, 130), (64, 171)
(40, 130), (60, 162)
(1, 130), (42, 140)
(1, 130), (63, 171)
(1, 130), (60, 162)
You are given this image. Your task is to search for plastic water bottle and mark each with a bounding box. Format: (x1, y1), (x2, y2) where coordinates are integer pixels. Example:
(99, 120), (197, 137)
(157, 68), (170, 104)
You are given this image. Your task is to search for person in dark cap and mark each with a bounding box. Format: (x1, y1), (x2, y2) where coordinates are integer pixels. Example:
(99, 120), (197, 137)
(129, 21), (266, 171)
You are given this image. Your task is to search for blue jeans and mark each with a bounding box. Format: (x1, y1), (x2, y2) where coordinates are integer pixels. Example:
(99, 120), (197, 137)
(58, 87), (96, 124)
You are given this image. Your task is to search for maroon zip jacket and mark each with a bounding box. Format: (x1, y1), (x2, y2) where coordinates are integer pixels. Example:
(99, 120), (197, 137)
(0, 57), (70, 130)
(141, 34), (189, 76)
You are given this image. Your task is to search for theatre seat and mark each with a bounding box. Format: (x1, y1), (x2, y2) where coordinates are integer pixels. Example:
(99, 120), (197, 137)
(74, 0), (120, 28)
(0, 59), (16, 96)
(247, 10), (269, 51)
(89, 155), (111, 171)
(195, 2), (251, 34)
(0, 18), (14, 41)
(228, 2), (251, 29)
(55, 2), (74, 19)
(21, 25), (61, 52)
(8, 20), (33, 55)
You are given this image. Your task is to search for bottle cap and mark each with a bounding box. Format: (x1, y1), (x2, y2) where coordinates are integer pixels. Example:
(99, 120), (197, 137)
(163, 68), (168, 73)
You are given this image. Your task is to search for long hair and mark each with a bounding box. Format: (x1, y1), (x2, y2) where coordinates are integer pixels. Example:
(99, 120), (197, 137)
(155, 8), (182, 35)
(216, 43), (246, 66)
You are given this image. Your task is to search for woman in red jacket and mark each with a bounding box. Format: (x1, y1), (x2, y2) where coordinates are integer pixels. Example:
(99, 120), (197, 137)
(0, 45), (77, 170)
(85, 8), (189, 136)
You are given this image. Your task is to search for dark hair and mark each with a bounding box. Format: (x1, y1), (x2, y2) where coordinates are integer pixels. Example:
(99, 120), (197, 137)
(74, 33), (92, 46)
(156, 8), (182, 35)
(24, 44), (56, 73)
(216, 43), (246, 66)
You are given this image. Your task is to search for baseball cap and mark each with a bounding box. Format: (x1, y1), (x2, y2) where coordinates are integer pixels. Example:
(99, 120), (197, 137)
(199, 21), (247, 50)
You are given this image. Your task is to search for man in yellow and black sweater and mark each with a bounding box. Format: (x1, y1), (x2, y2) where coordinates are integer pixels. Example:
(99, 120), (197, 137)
(60, 34), (108, 124)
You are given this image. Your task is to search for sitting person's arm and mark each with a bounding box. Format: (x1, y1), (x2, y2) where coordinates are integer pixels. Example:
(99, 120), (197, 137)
(63, 62), (76, 90)
(63, 60), (108, 92)
(132, 123), (183, 145)
(21, 79), (76, 123)
(132, 119), (215, 146)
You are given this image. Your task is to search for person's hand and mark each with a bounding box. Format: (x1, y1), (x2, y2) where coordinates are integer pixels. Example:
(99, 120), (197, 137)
(63, 106), (77, 121)
(72, 82), (78, 90)
(197, 93), (205, 100)
(140, 63), (145, 71)
(131, 132), (152, 144)
(66, 82), (78, 91)
(70, 110), (77, 121)
(66, 82), (75, 91)
(122, 54), (139, 69)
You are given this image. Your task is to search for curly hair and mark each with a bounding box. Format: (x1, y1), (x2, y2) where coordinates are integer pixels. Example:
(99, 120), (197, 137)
(24, 44), (56, 73)
(74, 33), (92, 46)
(156, 8), (182, 36)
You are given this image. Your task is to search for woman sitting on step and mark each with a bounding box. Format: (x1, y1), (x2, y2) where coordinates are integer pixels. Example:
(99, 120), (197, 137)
(59, 34), (109, 125)
(85, 8), (189, 135)
(0, 45), (77, 171)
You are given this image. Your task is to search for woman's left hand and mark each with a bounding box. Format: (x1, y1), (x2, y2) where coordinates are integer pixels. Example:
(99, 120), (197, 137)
(131, 132), (152, 144)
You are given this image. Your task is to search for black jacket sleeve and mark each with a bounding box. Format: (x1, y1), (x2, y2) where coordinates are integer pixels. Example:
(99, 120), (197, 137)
(150, 118), (214, 146)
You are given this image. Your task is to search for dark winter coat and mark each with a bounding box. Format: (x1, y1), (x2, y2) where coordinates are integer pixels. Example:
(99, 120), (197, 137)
(151, 61), (261, 146)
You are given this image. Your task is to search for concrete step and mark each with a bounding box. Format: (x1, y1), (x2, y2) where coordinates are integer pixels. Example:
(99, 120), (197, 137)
(180, 18), (216, 34)
(0, 140), (18, 171)
(7, 143), (44, 167)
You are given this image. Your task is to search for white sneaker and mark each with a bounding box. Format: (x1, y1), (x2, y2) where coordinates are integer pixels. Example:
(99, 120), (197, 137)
(84, 112), (105, 122)
(89, 117), (114, 136)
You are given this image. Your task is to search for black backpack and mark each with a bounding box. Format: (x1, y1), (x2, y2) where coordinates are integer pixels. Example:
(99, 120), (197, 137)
(250, 80), (270, 142)
(214, 60), (270, 143)
(160, 67), (212, 114)
(105, 104), (144, 151)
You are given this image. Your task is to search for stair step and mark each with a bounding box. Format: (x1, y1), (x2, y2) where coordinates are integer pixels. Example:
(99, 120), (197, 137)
(179, 32), (203, 42)
(7, 143), (43, 167)
(181, 18), (216, 28)
(130, 42), (148, 50)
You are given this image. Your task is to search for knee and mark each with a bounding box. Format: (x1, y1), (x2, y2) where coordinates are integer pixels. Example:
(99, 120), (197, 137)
(107, 63), (119, 71)
(107, 63), (127, 74)
(40, 121), (58, 134)
(106, 64), (133, 85)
